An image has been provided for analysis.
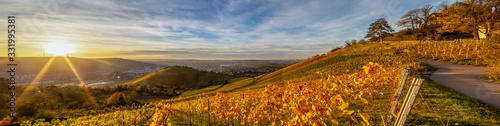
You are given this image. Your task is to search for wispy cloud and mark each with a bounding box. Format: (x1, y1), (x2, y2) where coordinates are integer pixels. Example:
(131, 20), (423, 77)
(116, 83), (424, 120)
(0, 0), (441, 59)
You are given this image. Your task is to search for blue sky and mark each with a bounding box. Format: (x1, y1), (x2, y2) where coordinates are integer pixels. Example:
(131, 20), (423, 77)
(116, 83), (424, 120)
(0, 0), (450, 59)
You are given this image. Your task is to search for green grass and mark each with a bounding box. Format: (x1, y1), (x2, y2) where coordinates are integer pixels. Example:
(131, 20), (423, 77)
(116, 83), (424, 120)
(480, 77), (500, 83)
(365, 64), (500, 125)
(401, 74), (500, 125)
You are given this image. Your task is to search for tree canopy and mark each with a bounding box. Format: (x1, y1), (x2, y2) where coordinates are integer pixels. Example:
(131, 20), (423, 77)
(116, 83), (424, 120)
(365, 18), (394, 43)
(431, 0), (500, 40)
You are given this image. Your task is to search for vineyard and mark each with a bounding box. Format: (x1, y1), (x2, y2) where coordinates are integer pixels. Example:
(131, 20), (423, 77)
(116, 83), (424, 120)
(486, 60), (500, 82)
(22, 104), (156, 126)
(150, 61), (500, 125)
(393, 40), (500, 81)
(255, 52), (414, 87)
(21, 42), (500, 126)
(151, 62), (407, 125)
(400, 40), (500, 66)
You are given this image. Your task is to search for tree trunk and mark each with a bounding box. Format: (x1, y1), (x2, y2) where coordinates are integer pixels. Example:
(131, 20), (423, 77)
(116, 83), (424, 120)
(411, 16), (415, 30)
(379, 29), (383, 44)
(473, 30), (480, 40)
(486, 23), (492, 40)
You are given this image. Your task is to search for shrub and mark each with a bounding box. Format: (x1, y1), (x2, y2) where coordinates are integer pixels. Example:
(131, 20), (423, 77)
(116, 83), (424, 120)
(106, 92), (128, 107)
(487, 59), (500, 81)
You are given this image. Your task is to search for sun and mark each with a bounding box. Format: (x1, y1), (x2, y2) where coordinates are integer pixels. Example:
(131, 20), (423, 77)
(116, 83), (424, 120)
(44, 43), (76, 56)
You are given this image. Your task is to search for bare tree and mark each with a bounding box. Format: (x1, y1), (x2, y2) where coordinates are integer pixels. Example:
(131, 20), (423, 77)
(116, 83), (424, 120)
(421, 4), (434, 29)
(397, 9), (422, 30)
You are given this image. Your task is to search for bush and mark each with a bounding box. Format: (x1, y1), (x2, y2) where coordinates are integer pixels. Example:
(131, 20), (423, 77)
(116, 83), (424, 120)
(330, 46), (342, 53)
(106, 92), (128, 107)
(17, 103), (38, 117)
(487, 59), (500, 81)
(488, 34), (500, 44)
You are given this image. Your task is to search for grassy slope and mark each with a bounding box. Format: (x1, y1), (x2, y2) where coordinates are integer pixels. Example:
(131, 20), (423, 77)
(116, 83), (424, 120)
(181, 84), (222, 97)
(252, 44), (409, 86)
(215, 77), (254, 92)
(0, 57), (159, 78)
(180, 77), (255, 98)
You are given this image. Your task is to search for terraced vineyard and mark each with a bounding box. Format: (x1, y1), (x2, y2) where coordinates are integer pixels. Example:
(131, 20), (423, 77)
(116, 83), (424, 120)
(22, 105), (156, 126)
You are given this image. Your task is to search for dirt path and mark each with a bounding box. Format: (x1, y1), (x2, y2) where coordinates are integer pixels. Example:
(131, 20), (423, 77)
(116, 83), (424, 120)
(419, 60), (500, 109)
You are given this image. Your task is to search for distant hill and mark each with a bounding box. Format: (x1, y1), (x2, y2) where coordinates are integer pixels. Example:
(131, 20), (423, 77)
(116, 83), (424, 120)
(135, 59), (301, 72)
(0, 57), (162, 78)
(121, 66), (233, 96)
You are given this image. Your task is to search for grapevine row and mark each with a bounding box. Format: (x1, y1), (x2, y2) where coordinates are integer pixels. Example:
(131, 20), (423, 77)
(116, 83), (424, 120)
(152, 62), (410, 125)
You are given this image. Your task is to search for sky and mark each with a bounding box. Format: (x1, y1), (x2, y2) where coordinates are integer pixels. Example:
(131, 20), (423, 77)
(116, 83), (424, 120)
(0, 0), (451, 60)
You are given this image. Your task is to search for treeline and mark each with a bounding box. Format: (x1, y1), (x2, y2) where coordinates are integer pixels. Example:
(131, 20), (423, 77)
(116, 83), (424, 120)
(395, 0), (500, 40)
(361, 0), (500, 43)
(0, 78), (123, 122)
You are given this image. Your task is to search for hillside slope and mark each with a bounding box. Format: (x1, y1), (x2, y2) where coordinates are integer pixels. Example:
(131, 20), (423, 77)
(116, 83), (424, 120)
(121, 66), (233, 96)
(25, 43), (500, 126)
(150, 43), (500, 125)
(0, 57), (161, 78)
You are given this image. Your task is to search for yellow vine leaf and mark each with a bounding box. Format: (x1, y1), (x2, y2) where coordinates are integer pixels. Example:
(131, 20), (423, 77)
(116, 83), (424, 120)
(359, 113), (371, 125)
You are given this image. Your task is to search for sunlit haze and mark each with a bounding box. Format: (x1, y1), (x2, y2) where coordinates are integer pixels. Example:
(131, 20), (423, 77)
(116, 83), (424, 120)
(43, 43), (76, 56)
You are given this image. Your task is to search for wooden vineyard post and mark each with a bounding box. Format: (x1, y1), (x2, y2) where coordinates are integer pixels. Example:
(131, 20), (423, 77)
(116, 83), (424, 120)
(190, 104), (192, 126)
(122, 112), (125, 126)
(394, 78), (425, 126)
(199, 108), (201, 125)
(386, 69), (409, 124)
(412, 63), (419, 74)
(475, 44), (478, 65)
(208, 98), (210, 126)
(450, 46), (453, 59)
(465, 41), (468, 58)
